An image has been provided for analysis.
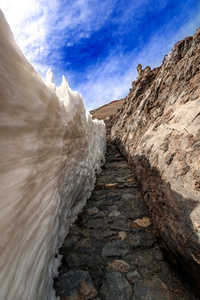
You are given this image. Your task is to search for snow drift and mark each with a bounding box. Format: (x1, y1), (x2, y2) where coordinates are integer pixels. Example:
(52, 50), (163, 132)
(0, 11), (106, 300)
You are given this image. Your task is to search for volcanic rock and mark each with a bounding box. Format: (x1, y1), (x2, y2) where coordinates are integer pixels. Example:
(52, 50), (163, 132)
(57, 270), (97, 300)
(101, 271), (131, 300)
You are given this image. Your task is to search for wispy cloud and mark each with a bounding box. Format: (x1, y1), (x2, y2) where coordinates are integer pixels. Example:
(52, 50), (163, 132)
(1, 0), (117, 62)
(1, 0), (200, 110)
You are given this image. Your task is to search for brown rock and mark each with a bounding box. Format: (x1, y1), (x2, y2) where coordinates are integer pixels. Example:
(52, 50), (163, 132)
(111, 28), (200, 295)
(105, 183), (118, 189)
(137, 63), (143, 76)
(131, 223), (140, 229)
(118, 231), (127, 240)
(127, 178), (135, 183)
(132, 217), (151, 228)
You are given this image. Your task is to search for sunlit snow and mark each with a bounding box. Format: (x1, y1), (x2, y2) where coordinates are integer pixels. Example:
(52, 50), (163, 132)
(0, 10), (106, 300)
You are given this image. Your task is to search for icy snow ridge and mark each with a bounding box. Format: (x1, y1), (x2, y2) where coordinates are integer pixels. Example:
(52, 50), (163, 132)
(0, 11), (106, 300)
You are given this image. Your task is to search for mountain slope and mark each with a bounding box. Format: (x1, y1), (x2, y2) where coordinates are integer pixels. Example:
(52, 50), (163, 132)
(111, 28), (200, 295)
(90, 99), (125, 120)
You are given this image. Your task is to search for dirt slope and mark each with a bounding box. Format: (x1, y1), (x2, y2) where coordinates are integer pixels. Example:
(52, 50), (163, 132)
(90, 99), (125, 120)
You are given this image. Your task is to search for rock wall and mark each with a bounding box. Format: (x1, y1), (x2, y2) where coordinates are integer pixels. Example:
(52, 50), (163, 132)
(111, 28), (200, 294)
(0, 11), (106, 300)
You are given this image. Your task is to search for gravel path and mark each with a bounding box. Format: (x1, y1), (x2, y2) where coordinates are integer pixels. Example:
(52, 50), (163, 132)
(53, 120), (196, 300)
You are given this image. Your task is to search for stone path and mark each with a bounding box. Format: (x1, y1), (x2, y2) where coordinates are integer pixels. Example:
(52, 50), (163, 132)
(53, 120), (196, 300)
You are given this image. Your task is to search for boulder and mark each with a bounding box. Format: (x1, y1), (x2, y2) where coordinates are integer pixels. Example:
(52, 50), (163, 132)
(57, 270), (97, 300)
(111, 28), (200, 295)
(101, 271), (131, 300)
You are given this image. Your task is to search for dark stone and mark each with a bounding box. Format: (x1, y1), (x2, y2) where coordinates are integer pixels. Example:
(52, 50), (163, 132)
(61, 235), (79, 250)
(102, 240), (129, 257)
(110, 217), (129, 231)
(128, 231), (155, 249)
(62, 253), (80, 268)
(78, 248), (101, 267)
(110, 221), (128, 231)
(101, 271), (131, 300)
(94, 229), (117, 239)
(134, 277), (171, 300)
(57, 270), (97, 299)
(85, 217), (111, 229)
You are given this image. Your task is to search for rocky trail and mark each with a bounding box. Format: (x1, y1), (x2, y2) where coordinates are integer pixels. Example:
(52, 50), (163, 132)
(54, 120), (197, 300)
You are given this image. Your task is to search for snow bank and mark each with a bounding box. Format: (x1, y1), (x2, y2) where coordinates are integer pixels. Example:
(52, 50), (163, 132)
(0, 11), (106, 300)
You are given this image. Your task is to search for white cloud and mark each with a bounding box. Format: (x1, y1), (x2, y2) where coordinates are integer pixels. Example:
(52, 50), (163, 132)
(75, 7), (200, 111)
(1, 0), (200, 111)
(1, 0), (118, 66)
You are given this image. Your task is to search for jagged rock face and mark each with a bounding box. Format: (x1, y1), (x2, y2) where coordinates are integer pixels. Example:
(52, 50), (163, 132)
(111, 28), (200, 294)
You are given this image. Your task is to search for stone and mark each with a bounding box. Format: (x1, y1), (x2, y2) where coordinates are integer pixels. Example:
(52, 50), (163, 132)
(86, 207), (99, 215)
(61, 235), (79, 250)
(58, 270), (97, 300)
(75, 238), (92, 249)
(121, 193), (135, 200)
(132, 217), (151, 228)
(105, 183), (118, 189)
(109, 211), (121, 217)
(85, 217), (111, 229)
(107, 260), (131, 273)
(81, 228), (91, 238)
(154, 249), (165, 261)
(129, 231), (155, 249)
(133, 277), (171, 300)
(111, 27), (200, 294)
(127, 270), (140, 282)
(137, 63), (143, 75)
(108, 205), (118, 211)
(110, 217), (129, 231)
(118, 231), (127, 240)
(80, 251), (101, 268)
(131, 222), (140, 229)
(101, 272), (131, 300)
(102, 240), (129, 257)
(62, 253), (80, 268)
(127, 178), (136, 183)
(94, 229), (117, 239)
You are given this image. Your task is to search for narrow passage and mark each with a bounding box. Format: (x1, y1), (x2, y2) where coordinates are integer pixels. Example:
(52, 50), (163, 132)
(54, 120), (196, 300)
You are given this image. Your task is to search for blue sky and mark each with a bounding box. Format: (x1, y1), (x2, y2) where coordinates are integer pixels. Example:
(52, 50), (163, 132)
(1, 0), (200, 110)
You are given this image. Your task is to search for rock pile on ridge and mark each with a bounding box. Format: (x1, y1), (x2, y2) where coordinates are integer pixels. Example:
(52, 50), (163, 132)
(111, 28), (200, 295)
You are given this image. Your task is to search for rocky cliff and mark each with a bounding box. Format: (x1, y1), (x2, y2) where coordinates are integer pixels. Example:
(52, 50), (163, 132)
(111, 28), (200, 295)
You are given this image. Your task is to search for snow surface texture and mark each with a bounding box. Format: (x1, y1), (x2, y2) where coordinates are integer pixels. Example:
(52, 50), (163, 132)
(0, 11), (106, 300)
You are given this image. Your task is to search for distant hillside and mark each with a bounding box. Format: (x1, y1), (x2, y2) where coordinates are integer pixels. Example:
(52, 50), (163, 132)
(90, 99), (125, 120)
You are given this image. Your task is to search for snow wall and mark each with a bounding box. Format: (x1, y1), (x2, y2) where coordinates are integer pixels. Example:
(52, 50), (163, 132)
(0, 11), (106, 300)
